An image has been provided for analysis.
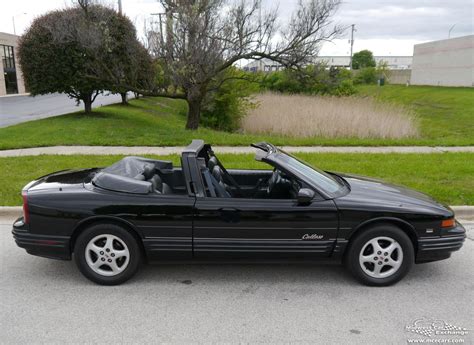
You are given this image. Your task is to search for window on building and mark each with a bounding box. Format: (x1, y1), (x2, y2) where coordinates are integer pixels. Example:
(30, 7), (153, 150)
(1, 44), (19, 94)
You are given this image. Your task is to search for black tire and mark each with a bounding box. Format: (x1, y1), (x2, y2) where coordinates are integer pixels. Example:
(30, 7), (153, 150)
(344, 224), (414, 286)
(74, 223), (142, 285)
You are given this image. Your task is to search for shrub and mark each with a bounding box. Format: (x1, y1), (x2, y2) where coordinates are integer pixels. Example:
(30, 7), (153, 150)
(334, 79), (357, 96)
(201, 68), (259, 131)
(354, 67), (378, 84)
(261, 64), (356, 96)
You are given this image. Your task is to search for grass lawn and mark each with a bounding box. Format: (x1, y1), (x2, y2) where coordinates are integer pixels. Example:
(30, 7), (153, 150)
(0, 85), (472, 149)
(358, 84), (474, 146)
(1, 152), (472, 206)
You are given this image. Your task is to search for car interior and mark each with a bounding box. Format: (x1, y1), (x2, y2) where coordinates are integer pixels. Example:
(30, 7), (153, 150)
(92, 146), (302, 199)
(92, 156), (188, 195)
(198, 149), (301, 199)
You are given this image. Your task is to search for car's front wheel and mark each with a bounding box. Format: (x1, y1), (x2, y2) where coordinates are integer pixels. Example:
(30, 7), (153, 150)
(345, 224), (414, 286)
(74, 223), (141, 285)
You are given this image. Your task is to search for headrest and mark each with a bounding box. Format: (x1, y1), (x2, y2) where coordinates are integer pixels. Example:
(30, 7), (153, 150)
(208, 156), (218, 171)
(142, 163), (155, 179)
(212, 165), (223, 180)
(150, 174), (163, 192)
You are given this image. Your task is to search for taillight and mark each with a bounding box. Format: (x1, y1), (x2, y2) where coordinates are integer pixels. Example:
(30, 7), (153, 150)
(441, 218), (455, 228)
(22, 191), (29, 224)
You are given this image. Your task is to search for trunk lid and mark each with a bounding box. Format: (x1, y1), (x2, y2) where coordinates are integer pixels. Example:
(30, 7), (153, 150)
(24, 168), (100, 192)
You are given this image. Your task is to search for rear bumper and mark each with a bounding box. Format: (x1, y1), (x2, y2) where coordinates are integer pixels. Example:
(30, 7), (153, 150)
(416, 222), (466, 263)
(12, 218), (71, 260)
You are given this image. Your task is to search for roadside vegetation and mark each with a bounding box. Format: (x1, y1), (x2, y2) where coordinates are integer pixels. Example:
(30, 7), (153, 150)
(0, 85), (472, 149)
(242, 92), (417, 139)
(0, 153), (472, 206)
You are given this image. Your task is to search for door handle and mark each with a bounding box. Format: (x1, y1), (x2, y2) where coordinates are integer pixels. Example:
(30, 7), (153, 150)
(219, 207), (240, 223)
(219, 207), (239, 212)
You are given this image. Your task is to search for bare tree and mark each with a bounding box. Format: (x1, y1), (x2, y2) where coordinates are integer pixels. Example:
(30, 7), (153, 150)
(147, 0), (342, 129)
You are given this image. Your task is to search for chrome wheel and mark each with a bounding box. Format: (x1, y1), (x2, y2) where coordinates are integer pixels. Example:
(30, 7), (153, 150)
(359, 236), (403, 279)
(85, 234), (130, 277)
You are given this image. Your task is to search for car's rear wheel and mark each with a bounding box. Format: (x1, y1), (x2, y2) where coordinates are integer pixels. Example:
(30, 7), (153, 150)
(74, 223), (141, 285)
(344, 224), (414, 286)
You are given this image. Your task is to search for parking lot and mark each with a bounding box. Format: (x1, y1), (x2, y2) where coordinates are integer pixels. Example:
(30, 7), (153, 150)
(1, 217), (473, 344)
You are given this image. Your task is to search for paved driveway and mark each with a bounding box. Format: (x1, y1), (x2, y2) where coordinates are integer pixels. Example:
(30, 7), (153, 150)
(0, 93), (130, 128)
(1, 217), (472, 344)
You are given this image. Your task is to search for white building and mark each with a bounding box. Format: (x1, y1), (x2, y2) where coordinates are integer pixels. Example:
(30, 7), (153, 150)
(243, 56), (412, 72)
(0, 32), (26, 96)
(410, 35), (474, 87)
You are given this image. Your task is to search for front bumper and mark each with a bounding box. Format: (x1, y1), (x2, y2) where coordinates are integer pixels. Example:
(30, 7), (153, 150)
(12, 218), (71, 260)
(416, 221), (466, 263)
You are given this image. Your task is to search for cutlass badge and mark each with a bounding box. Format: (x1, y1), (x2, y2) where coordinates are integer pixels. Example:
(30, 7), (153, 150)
(302, 234), (324, 240)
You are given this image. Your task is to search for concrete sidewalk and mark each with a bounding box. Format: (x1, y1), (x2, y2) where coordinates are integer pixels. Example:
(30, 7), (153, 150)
(1, 145), (474, 157)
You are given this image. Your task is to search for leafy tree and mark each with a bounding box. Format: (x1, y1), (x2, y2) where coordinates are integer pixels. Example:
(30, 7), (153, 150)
(18, 2), (153, 112)
(145, 0), (343, 129)
(352, 49), (376, 70)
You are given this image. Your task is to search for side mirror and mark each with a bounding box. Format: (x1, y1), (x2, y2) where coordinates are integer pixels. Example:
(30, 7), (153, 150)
(297, 188), (315, 205)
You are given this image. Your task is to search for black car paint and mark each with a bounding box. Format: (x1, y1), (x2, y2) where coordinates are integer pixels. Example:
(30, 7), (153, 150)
(12, 142), (465, 266)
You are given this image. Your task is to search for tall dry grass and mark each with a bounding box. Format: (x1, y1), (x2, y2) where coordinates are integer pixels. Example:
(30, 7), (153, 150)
(241, 93), (418, 139)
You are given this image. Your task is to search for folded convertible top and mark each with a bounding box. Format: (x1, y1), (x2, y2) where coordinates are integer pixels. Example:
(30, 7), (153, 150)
(92, 156), (173, 194)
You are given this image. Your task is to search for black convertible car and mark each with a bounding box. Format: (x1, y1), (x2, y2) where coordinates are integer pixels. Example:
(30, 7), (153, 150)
(13, 140), (465, 286)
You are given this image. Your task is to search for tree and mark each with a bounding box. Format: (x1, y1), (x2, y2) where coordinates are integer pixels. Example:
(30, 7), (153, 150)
(351, 49), (376, 70)
(147, 0), (342, 129)
(18, 2), (153, 112)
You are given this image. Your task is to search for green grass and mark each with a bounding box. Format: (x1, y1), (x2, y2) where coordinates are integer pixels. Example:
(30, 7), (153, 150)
(357, 85), (474, 146)
(1, 152), (472, 206)
(0, 85), (472, 149)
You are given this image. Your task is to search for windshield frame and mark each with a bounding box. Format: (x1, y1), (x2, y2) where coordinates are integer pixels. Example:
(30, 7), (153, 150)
(262, 150), (349, 199)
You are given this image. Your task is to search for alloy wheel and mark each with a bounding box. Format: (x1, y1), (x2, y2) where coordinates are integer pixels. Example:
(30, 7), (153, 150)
(85, 234), (130, 276)
(359, 236), (403, 279)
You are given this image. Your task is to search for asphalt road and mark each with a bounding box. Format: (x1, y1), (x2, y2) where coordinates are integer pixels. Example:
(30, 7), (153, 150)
(1, 217), (473, 344)
(0, 93), (131, 128)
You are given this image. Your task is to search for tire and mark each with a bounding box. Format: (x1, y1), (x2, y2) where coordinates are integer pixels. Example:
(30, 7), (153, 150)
(344, 224), (414, 286)
(74, 223), (142, 285)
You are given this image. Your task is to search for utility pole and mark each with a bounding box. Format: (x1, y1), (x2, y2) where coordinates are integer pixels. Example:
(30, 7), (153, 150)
(349, 24), (355, 70)
(448, 23), (456, 38)
(12, 12), (27, 35)
(118, 0), (122, 15)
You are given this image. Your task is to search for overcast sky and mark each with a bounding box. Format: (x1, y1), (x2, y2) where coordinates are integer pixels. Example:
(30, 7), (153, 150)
(1, 0), (472, 56)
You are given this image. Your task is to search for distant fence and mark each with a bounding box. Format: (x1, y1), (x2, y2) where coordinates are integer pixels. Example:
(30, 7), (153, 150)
(388, 70), (411, 85)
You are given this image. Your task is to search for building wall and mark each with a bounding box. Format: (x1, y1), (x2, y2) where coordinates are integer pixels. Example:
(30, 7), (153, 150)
(411, 35), (474, 87)
(0, 32), (26, 96)
(315, 56), (412, 69)
(388, 69), (412, 84)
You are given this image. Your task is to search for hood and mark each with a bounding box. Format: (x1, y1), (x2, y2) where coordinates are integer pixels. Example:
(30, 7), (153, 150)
(25, 168), (100, 192)
(336, 173), (453, 216)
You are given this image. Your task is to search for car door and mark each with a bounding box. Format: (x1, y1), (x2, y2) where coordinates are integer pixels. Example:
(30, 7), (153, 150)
(125, 193), (195, 261)
(193, 195), (338, 260)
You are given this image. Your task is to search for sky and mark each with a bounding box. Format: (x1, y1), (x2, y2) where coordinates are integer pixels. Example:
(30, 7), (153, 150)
(1, 0), (472, 56)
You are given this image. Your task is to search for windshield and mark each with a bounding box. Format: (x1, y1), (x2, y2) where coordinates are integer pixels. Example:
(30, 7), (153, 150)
(277, 151), (346, 196)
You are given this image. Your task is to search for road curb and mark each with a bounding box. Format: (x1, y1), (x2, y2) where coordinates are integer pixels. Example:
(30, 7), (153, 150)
(451, 206), (474, 221)
(0, 206), (473, 220)
(0, 207), (22, 218)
